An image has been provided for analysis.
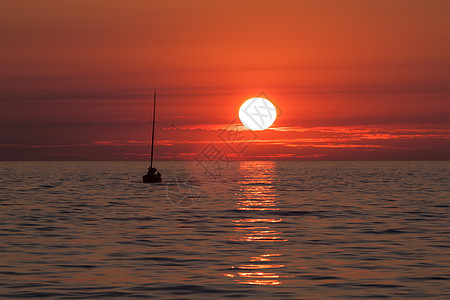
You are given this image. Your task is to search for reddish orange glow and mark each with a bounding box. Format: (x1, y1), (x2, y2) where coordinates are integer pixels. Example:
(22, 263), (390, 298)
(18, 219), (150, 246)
(1, 1), (449, 160)
(250, 254), (283, 262)
(238, 264), (285, 269)
(233, 218), (282, 223)
(226, 162), (288, 285)
(238, 280), (282, 286)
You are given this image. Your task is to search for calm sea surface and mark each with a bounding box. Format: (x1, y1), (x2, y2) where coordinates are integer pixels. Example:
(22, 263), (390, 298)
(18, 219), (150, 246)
(0, 161), (449, 299)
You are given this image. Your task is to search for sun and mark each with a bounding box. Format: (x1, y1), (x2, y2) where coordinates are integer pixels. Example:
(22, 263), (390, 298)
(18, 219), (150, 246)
(239, 97), (277, 131)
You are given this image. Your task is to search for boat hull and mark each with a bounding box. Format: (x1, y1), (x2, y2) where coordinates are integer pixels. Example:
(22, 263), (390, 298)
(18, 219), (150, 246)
(143, 174), (162, 183)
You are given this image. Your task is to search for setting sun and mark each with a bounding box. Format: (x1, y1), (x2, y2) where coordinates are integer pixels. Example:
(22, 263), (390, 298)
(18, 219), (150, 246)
(239, 97), (277, 131)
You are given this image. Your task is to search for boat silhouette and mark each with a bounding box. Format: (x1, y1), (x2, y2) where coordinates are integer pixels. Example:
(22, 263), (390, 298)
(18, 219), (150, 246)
(143, 90), (162, 183)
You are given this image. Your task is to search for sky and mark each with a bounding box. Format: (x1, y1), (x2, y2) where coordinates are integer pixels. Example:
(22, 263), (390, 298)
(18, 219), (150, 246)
(1, 0), (449, 161)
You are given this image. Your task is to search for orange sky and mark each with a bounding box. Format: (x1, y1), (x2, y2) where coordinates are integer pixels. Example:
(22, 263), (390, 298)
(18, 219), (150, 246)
(1, 0), (449, 160)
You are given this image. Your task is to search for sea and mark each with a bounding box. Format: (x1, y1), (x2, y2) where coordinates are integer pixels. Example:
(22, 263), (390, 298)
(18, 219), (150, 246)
(0, 161), (449, 299)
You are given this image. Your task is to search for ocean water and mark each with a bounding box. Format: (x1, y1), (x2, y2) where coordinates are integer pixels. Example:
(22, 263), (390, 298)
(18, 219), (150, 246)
(0, 161), (449, 299)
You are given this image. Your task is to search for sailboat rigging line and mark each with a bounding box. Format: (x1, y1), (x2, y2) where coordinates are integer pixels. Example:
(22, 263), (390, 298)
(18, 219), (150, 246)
(150, 90), (156, 170)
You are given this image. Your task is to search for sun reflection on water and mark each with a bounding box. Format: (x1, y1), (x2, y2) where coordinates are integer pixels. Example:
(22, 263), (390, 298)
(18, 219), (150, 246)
(225, 161), (288, 286)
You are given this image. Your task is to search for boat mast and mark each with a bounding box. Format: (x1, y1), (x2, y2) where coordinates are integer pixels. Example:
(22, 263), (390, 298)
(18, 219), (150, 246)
(150, 90), (156, 170)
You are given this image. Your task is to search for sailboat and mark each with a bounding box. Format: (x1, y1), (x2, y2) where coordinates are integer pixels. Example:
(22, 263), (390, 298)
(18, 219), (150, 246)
(143, 90), (162, 183)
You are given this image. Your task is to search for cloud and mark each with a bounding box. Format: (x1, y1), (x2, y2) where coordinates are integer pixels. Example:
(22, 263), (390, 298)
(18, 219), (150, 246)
(1, 125), (449, 160)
